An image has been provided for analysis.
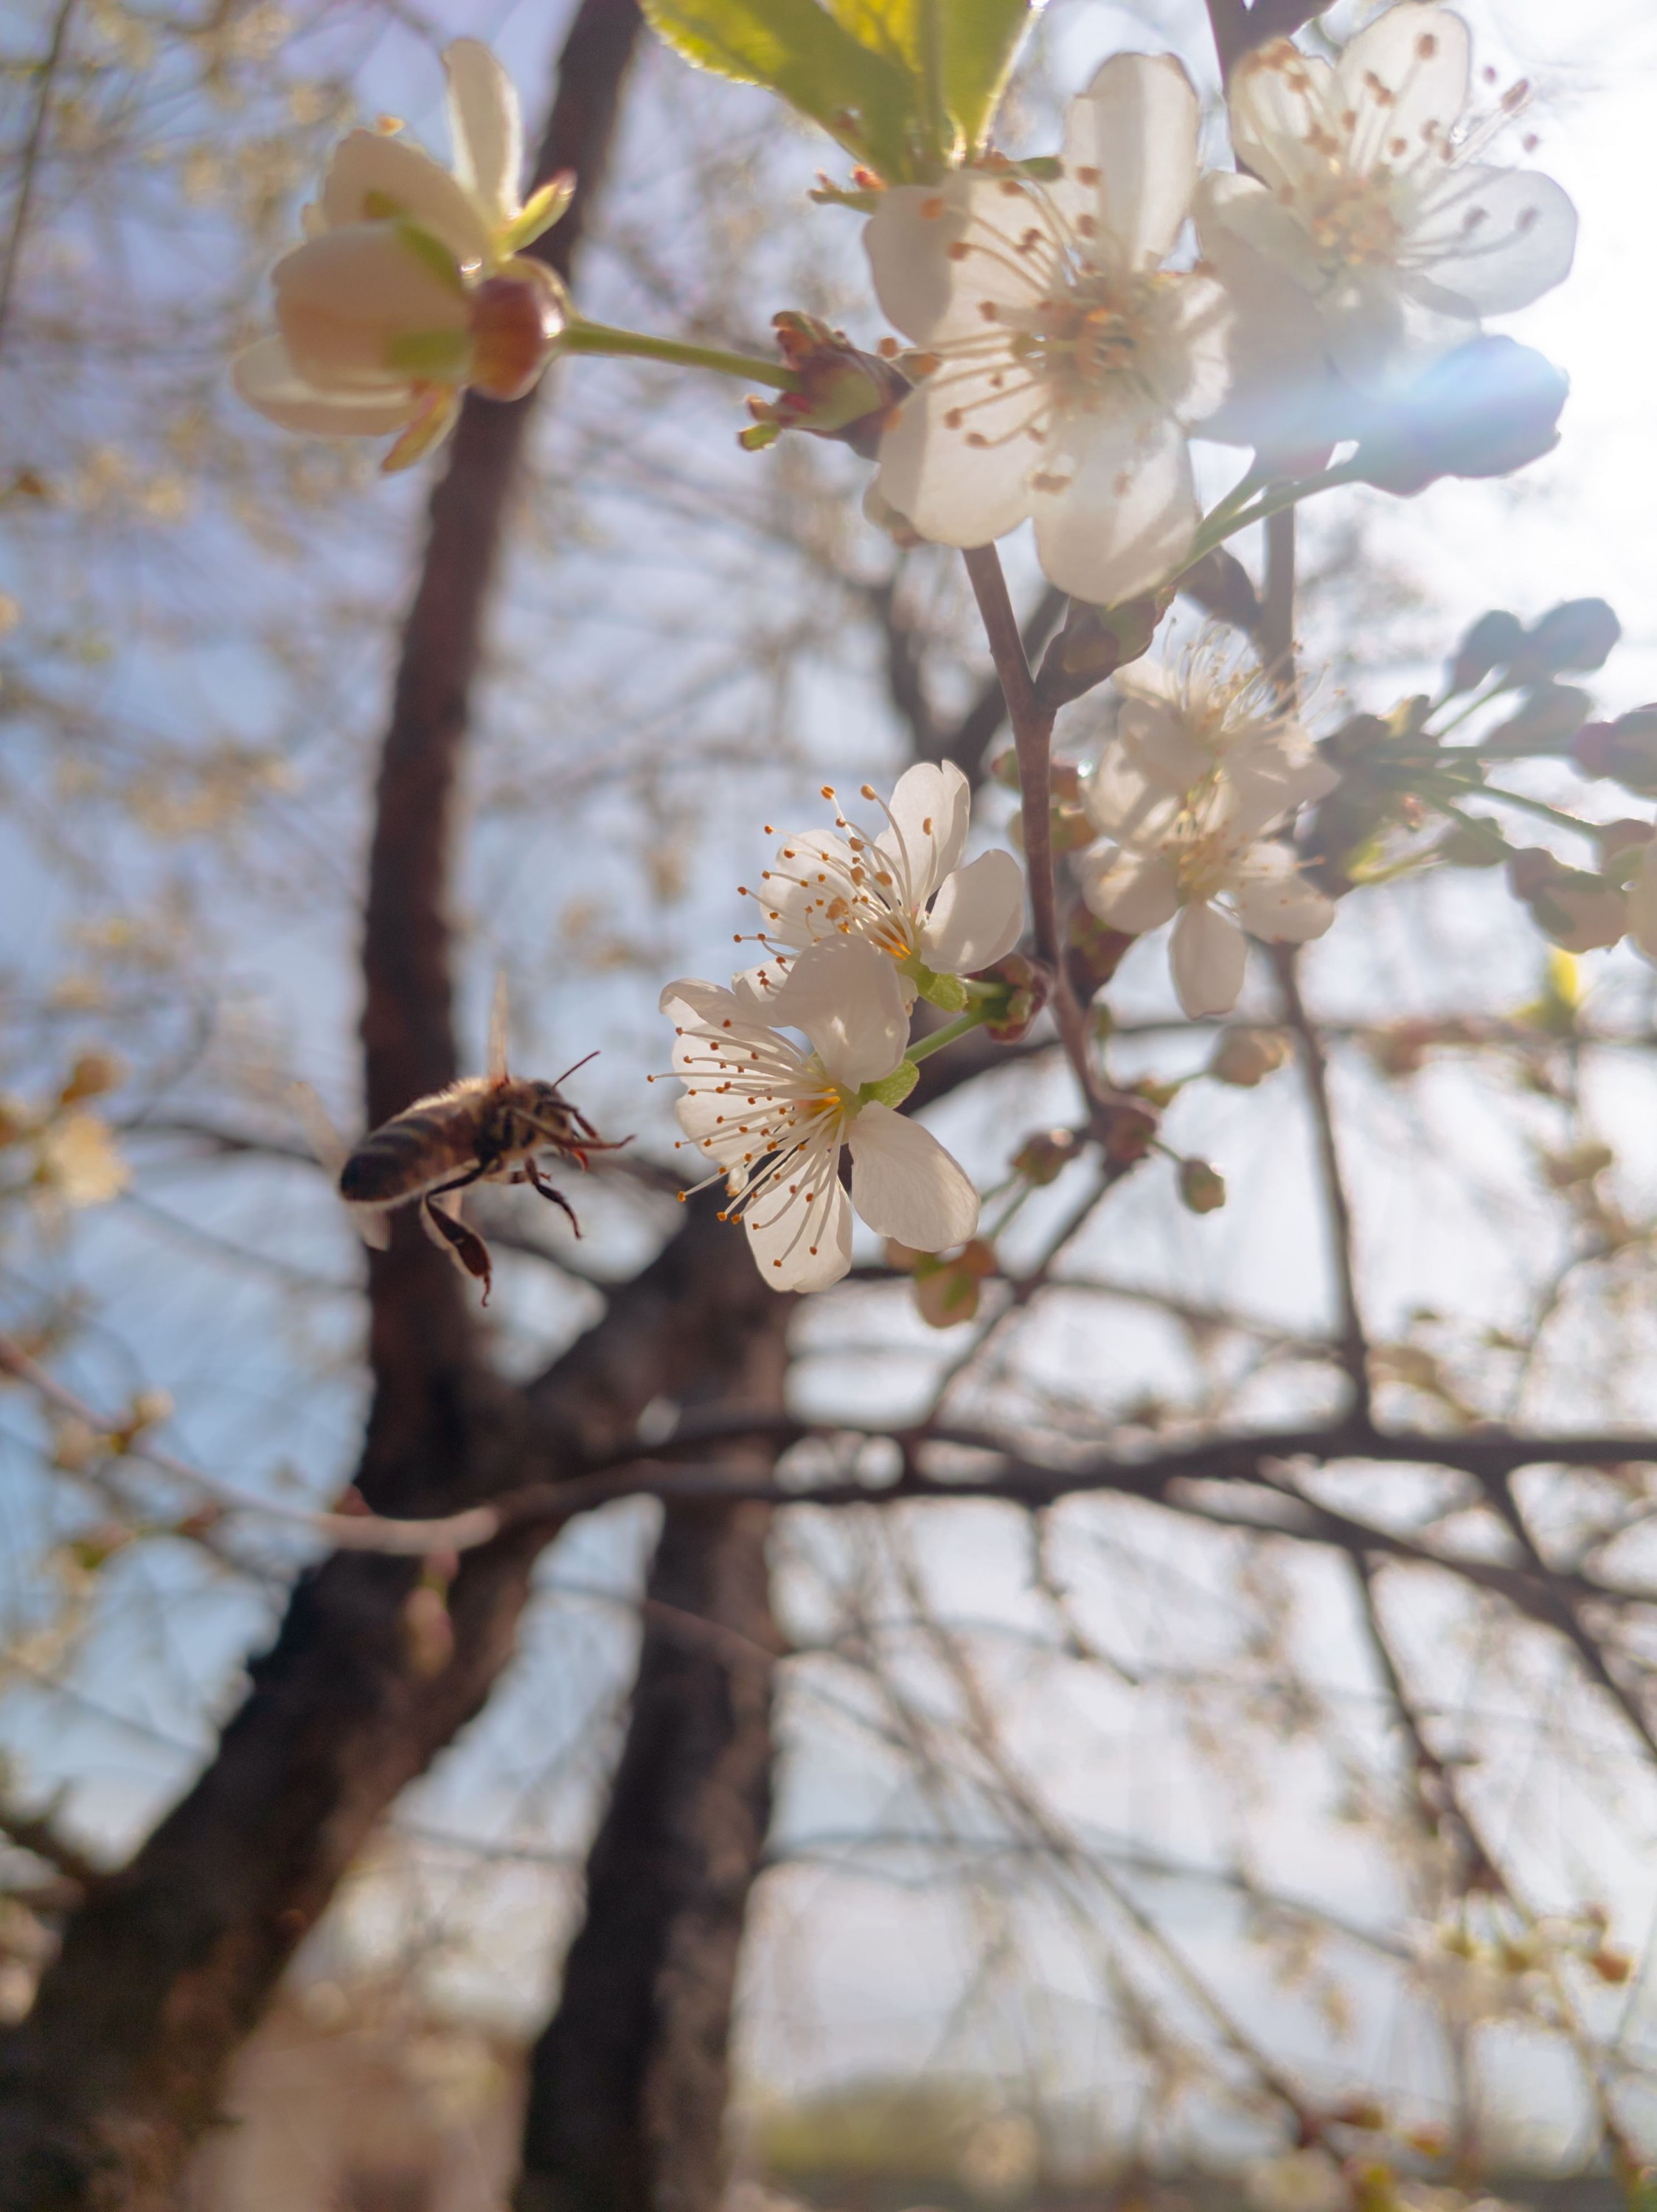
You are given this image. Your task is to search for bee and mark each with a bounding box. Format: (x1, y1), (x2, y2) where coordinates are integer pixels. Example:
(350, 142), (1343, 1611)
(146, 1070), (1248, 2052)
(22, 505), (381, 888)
(297, 982), (625, 1304)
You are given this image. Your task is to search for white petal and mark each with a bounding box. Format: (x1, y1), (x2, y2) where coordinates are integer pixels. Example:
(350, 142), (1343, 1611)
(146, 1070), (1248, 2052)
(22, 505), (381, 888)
(1082, 748), (1184, 843)
(1195, 168), (1325, 302)
(274, 225), (468, 387)
(661, 977), (743, 1024)
(1322, 269), (1421, 392)
(1119, 695), (1212, 791)
(876, 370), (1042, 550)
(1229, 844), (1335, 944)
(746, 1175), (853, 1293)
(1228, 44), (1341, 201)
(320, 129), (493, 267)
(864, 174), (1064, 347)
(1170, 900), (1247, 1017)
(675, 1087), (750, 1167)
(849, 1105), (980, 1250)
(445, 39), (521, 229)
(232, 337), (423, 434)
(1142, 271), (1233, 425)
(1405, 165), (1577, 315)
(1032, 405), (1198, 605)
(920, 850), (1026, 974)
(1628, 847), (1657, 961)
(757, 829), (857, 947)
(1060, 52), (1200, 271)
(1337, 4), (1470, 167)
(1225, 747), (1340, 841)
(878, 762), (970, 901)
(767, 937), (909, 1091)
(1191, 178), (1352, 452)
(1080, 846), (1181, 932)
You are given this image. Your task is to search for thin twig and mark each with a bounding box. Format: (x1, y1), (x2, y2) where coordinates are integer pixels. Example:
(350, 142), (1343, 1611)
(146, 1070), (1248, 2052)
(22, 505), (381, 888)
(960, 544), (1150, 1137)
(1273, 946), (1370, 1420)
(0, 0), (76, 358)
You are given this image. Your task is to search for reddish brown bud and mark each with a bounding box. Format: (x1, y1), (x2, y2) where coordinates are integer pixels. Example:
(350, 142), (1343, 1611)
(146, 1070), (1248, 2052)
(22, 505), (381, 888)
(1012, 1127), (1080, 1185)
(468, 265), (565, 401)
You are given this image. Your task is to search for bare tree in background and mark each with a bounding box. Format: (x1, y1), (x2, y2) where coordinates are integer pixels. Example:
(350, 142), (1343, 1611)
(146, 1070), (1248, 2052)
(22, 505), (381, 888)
(2, 1), (1657, 2209)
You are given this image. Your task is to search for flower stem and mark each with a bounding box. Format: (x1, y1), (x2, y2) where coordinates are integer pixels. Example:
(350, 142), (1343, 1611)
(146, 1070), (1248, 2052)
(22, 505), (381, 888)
(961, 543), (1153, 1141)
(1186, 462), (1360, 567)
(559, 318), (800, 391)
(907, 1006), (992, 1062)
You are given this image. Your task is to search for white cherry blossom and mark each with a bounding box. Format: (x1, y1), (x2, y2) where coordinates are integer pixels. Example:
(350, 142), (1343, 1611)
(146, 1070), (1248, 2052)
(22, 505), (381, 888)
(1077, 640), (1338, 1017)
(743, 762), (1024, 1004)
(1195, 4), (1577, 400)
(660, 937), (981, 1293)
(864, 53), (1232, 607)
(234, 41), (570, 463)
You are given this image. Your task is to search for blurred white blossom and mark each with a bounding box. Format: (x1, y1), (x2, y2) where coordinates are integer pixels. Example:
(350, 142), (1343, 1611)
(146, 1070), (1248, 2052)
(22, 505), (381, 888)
(1197, 1), (1576, 423)
(1077, 641), (1336, 1015)
(234, 41), (571, 466)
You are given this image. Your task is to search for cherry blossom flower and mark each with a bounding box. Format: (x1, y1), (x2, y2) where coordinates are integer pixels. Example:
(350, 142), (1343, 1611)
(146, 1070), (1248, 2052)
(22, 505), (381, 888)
(1076, 640), (1338, 1016)
(1195, 4), (1577, 409)
(742, 762), (1024, 1006)
(863, 54), (1232, 606)
(660, 936), (980, 1293)
(234, 41), (572, 467)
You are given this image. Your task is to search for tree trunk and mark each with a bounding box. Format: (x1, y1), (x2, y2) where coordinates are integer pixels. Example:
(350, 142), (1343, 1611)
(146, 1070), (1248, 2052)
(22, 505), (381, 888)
(0, 4), (649, 2201)
(515, 1329), (787, 2212)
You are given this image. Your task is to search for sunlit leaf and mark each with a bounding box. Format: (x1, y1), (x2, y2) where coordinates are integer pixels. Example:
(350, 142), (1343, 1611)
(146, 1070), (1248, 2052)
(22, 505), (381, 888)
(827, 0), (1046, 155)
(642, 0), (919, 178)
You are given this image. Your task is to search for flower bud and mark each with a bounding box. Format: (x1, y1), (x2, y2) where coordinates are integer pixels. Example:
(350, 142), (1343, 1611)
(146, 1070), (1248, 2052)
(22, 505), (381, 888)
(400, 1582), (455, 1679)
(1012, 1127), (1080, 1186)
(1573, 706), (1657, 794)
(1507, 849), (1627, 953)
(58, 1051), (124, 1105)
(911, 1239), (997, 1329)
(1351, 338), (1568, 496)
(1209, 1027), (1291, 1088)
(1178, 1158), (1226, 1214)
(740, 312), (910, 456)
(467, 262), (566, 401)
(1034, 591), (1169, 712)
(1513, 597), (1620, 681)
(974, 953), (1052, 1043)
(1481, 682), (1590, 757)
(1446, 609), (1524, 697)
(1064, 908), (1133, 1001)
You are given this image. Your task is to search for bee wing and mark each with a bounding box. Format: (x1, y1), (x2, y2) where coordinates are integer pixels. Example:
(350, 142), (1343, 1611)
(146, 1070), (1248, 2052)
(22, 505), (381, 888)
(290, 1082), (391, 1252)
(352, 1206), (392, 1252)
(288, 1081), (349, 1180)
(487, 971), (510, 1084)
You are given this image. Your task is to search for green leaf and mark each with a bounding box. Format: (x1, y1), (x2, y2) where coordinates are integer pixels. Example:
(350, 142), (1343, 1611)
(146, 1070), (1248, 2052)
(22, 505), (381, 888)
(642, 0), (919, 178)
(827, 0), (1046, 156)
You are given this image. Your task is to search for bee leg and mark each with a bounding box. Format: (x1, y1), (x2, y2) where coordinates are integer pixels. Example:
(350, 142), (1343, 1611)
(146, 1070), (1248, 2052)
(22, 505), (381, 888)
(420, 1173), (495, 1304)
(525, 1160), (583, 1239)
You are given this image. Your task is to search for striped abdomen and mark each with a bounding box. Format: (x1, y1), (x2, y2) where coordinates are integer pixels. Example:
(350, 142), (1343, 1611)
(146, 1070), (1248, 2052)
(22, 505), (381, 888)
(339, 1089), (488, 1205)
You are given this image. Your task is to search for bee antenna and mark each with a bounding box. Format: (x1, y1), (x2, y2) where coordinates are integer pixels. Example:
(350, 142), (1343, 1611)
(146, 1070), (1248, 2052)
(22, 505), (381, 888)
(550, 1048), (600, 1090)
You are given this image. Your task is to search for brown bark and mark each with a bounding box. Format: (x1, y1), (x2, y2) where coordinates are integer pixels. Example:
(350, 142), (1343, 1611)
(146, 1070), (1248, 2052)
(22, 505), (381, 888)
(0, 4), (648, 2202)
(515, 1343), (787, 2212)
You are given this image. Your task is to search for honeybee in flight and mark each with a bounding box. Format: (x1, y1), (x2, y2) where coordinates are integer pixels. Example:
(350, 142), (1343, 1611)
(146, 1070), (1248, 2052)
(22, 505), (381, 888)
(299, 982), (625, 1304)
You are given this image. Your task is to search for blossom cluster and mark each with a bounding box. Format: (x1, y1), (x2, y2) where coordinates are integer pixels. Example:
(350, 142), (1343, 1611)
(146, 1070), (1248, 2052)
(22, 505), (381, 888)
(866, 9), (1575, 603)
(659, 765), (1022, 1292)
(1075, 640), (1337, 1017)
